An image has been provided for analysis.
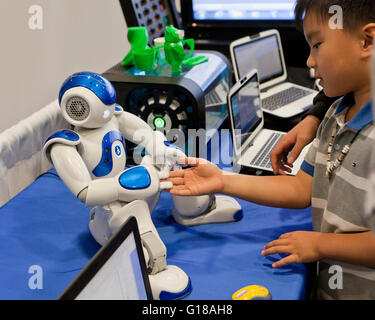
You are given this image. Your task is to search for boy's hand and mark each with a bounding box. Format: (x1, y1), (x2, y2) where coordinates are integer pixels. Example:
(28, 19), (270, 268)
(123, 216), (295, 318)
(262, 231), (323, 268)
(164, 157), (224, 196)
(270, 116), (320, 175)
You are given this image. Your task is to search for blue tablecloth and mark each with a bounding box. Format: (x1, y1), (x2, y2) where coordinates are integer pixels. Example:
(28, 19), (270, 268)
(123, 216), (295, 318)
(0, 168), (313, 300)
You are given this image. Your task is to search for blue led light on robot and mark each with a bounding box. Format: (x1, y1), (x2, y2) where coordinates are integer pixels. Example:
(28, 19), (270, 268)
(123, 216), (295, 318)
(58, 72), (117, 106)
(92, 131), (126, 177)
(118, 166), (151, 190)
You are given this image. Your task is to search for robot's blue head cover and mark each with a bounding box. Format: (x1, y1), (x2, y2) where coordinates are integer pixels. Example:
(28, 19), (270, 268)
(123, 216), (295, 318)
(58, 72), (117, 106)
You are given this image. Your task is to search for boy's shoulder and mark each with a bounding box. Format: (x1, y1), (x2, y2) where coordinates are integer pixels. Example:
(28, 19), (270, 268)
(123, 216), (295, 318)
(319, 95), (375, 140)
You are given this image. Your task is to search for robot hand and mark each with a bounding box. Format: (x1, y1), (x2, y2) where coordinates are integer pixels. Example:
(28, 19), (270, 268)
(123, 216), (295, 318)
(155, 143), (186, 179)
(144, 131), (186, 179)
(141, 154), (177, 184)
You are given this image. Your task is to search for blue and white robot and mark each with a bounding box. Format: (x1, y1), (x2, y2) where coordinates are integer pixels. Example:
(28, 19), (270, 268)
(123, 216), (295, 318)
(43, 72), (242, 300)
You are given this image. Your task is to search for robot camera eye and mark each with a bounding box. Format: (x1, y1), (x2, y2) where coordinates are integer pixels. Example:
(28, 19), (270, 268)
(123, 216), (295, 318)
(66, 96), (90, 121)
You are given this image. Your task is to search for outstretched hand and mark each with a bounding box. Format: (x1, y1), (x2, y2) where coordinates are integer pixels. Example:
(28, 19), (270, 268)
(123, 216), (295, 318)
(165, 157), (224, 196)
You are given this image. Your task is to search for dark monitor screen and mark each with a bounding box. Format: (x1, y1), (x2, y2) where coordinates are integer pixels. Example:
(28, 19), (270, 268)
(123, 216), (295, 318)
(181, 0), (309, 67)
(192, 0), (296, 21)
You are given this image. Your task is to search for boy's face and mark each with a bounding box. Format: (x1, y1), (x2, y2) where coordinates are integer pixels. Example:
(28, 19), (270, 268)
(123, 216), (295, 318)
(304, 11), (365, 97)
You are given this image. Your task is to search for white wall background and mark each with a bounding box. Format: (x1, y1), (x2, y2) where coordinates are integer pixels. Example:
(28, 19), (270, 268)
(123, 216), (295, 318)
(0, 0), (130, 132)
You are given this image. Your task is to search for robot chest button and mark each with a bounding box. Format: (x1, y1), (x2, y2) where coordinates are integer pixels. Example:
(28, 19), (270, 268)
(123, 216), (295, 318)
(119, 166), (151, 190)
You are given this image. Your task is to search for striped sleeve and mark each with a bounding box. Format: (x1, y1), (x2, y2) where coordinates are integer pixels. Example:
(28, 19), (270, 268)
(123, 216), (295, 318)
(300, 107), (334, 177)
(301, 138), (318, 176)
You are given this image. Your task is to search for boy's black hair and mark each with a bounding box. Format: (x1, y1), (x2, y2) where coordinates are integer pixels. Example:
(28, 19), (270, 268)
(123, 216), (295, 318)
(295, 0), (375, 31)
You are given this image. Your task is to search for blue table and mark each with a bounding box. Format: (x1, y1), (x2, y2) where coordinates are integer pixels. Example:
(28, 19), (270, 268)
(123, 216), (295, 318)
(0, 167), (313, 300)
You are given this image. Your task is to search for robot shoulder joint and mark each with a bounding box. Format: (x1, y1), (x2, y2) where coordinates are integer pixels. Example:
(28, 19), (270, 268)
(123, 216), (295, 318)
(43, 129), (81, 163)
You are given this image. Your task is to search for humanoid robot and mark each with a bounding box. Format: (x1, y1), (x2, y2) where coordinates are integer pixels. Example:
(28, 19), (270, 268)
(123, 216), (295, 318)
(43, 72), (242, 300)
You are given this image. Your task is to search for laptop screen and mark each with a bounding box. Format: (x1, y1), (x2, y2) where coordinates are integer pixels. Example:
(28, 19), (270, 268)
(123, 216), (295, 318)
(230, 72), (262, 152)
(75, 233), (148, 300)
(233, 33), (284, 83)
(58, 217), (153, 300)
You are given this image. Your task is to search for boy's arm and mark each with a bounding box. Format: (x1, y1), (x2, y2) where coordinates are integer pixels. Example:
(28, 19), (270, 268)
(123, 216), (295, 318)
(318, 231), (375, 267)
(271, 91), (340, 175)
(168, 157), (312, 209)
(270, 115), (320, 175)
(222, 169), (313, 209)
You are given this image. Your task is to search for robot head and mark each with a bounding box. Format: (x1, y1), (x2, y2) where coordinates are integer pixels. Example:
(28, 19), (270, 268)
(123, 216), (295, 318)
(58, 72), (117, 128)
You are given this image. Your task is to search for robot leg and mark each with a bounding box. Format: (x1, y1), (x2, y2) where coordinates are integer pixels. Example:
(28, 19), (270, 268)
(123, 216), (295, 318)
(89, 206), (112, 245)
(90, 200), (191, 300)
(172, 194), (243, 226)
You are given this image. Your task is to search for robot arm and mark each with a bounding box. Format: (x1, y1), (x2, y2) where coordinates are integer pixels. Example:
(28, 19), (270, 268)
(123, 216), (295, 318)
(116, 109), (160, 149)
(116, 110), (186, 175)
(50, 143), (164, 206)
(49, 143), (92, 201)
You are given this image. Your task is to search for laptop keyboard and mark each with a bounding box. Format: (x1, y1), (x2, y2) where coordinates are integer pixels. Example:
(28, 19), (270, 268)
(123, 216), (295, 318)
(250, 132), (284, 169)
(262, 87), (311, 111)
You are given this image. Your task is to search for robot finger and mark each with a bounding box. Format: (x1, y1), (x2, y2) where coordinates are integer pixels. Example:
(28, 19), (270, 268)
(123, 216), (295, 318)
(160, 181), (173, 190)
(156, 164), (172, 179)
(172, 164), (182, 171)
(165, 148), (186, 162)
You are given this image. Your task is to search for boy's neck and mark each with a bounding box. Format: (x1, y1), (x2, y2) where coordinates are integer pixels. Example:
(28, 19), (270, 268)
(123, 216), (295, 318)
(345, 86), (371, 123)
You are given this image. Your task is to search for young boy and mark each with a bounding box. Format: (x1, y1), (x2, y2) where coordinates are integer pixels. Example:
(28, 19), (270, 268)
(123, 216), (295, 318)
(167, 0), (375, 299)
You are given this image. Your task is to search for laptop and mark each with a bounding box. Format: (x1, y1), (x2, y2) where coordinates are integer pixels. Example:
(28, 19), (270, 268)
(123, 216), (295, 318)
(228, 69), (310, 175)
(58, 216), (153, 300)
(230, 29), (318, 118)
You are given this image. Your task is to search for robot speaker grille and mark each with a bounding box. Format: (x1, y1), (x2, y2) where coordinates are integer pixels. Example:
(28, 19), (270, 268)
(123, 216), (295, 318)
(66, 97), (90, 121)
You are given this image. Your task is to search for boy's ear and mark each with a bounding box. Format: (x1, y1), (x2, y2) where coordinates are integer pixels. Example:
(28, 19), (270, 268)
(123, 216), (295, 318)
(361, 23), (375, 54)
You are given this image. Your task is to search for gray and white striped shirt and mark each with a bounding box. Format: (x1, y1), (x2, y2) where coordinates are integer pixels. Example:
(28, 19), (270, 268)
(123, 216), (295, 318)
(301, 93), (375, 299)
(365, 50), (375, 230)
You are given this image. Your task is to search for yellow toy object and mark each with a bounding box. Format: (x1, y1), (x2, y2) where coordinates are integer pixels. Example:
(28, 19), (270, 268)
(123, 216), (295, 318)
(232, 285), (272, 300)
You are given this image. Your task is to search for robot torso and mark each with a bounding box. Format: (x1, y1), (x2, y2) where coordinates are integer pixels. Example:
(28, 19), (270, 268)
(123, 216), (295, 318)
(75, 117), (127, 179)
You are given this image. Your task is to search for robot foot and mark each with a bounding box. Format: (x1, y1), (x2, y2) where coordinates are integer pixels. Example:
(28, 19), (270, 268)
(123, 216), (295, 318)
(149, 265), (192, 300)
(173, 195), (243, 226)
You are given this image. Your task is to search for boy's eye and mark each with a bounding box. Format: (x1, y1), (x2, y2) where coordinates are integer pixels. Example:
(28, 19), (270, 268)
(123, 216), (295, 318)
(313, 42), (322, 49)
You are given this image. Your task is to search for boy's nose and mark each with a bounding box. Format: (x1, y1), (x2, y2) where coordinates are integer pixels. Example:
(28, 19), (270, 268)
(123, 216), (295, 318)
(306, 53), (316, 69)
